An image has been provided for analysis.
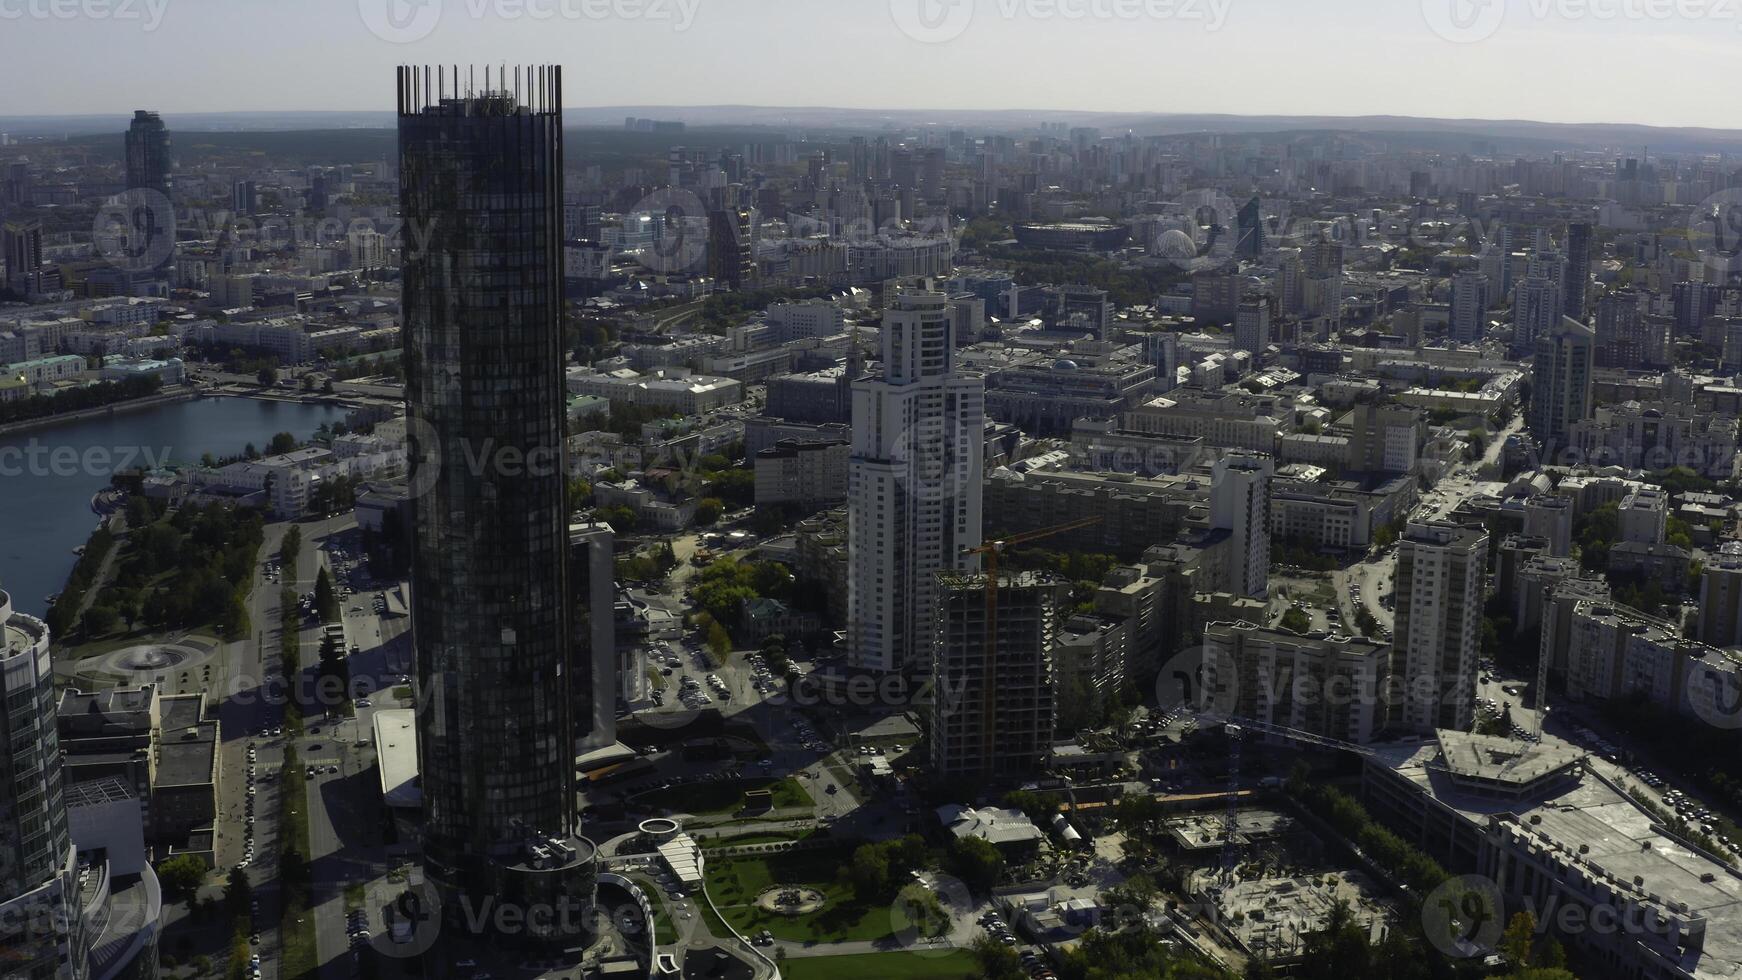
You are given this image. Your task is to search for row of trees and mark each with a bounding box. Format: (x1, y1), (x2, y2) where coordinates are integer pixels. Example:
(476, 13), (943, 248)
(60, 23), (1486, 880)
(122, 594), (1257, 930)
(0, 375), (162, 426)
(43, 525), (117, 637)
(1287, 767), (1450, 897)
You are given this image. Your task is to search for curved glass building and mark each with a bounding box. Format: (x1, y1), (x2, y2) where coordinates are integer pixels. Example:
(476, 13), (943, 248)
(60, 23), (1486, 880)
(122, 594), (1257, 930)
(397, 65), (591, 935)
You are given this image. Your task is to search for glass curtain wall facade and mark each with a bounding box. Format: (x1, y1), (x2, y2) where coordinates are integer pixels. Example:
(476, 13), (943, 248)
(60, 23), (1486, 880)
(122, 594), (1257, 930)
(397, 65), (577, 902)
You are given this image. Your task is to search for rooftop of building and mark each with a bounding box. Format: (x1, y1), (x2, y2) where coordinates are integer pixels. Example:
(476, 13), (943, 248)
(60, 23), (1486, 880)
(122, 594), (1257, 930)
(1369, 735), (1742, 980)
(936, 805), (1044, 846)
(158, 694), (203, 731)
(1435, 730), (1586, 788)
(372, 708), (421, 809)
(155, 724), (217, 788)
(58, 686), (156, 734)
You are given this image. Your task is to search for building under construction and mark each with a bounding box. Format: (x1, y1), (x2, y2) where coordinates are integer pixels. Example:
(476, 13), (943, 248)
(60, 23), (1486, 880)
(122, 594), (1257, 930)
(929, 571), (1063, 781)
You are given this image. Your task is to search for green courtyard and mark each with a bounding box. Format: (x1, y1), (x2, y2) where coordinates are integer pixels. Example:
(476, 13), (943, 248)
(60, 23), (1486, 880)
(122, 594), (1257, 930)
(702, 848), (948, 945)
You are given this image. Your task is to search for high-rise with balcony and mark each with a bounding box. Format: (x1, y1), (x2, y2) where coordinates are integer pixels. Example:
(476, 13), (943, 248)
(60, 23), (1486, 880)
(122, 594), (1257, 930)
(848, 290), (984, 674)
(0, 590), (86, 979)
(1392, 522), (1488, 734)
(398, 65), (593, 938)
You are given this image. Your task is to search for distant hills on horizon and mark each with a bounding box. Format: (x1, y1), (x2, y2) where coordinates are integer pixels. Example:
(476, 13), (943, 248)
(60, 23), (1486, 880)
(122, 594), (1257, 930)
(4, 106), (1740, 155)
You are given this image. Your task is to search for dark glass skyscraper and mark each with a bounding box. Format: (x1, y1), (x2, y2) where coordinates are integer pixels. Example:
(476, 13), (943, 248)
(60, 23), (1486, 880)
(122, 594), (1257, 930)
(123, 110), (170, 195)
(1564, 221), (1592, 321)
(398, 66), (591, 930)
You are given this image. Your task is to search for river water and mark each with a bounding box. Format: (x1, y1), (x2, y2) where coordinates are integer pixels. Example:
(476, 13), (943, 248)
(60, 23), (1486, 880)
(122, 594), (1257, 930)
(0, 396), (349, 617)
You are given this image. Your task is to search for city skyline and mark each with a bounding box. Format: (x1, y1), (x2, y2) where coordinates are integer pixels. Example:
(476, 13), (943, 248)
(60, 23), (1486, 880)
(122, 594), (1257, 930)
(7, 13), (1742, 978)
(0, 0), (1738, 130)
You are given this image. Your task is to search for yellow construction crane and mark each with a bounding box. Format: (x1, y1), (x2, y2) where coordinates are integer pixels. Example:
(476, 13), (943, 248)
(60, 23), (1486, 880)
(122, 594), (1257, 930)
(962, 516), (1102, 773)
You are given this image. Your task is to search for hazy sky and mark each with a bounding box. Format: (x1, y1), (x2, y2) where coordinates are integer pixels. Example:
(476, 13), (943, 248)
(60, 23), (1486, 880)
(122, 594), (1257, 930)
(3, 0), (1737, 128)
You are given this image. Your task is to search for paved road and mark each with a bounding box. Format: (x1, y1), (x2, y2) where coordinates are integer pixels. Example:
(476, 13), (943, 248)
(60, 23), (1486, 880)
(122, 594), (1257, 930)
(214, 521), (302, 980)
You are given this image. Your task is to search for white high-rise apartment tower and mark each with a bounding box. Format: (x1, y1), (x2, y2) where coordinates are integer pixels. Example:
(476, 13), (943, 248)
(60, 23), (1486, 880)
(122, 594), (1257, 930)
(1392, 522), (1489, 734)
(848, 291), (985, 673)
(1450, 269), (1490, 345)
(1212, 452), (1273, 598)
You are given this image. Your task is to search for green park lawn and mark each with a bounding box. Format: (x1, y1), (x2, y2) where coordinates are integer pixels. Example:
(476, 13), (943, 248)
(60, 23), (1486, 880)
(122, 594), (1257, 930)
(703, 848), (944, 944)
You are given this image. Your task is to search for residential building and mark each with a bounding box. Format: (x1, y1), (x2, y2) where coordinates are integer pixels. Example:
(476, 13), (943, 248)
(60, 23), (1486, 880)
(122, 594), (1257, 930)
(1349, 402), (1426, 475)
(1528, 317), (1594, 453)
(3, 219), (43, 294)
(754, 438), (850, 506)
(1697, 556), (1742, 649)
(1568, 402), (1740, 480)
(983, 469), (1201, 560)
(1521, 494), (1574, 558)
(1211, 452), (1273, 598)
(930, 573), (1060, 781)
(1617, 488), (1669, 545)
(848, 291), (985, 673)
(1234, 299), (1271, 356)
(1392, 522), (1488, 733)
(1449, 269), (1489, 344)
(1203, 621), (1391, 744)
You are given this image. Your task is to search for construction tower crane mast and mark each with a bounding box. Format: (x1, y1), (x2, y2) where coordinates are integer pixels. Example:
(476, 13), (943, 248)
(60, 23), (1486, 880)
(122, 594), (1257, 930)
(961, 516), (1101, 776)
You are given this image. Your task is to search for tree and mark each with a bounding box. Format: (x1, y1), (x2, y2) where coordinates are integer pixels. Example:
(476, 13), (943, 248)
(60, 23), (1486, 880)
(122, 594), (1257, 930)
(81, 604), (120, 637)
(1280, 607), (1312, 633)
(706, 620), (733, 660)
(695, 497), (725, 526)
(157, 854), (208, 902)
(1374, 523), (1400, 550)
(948, 835), (1005, 893)
(257, 366), (278, 387)
(124, 494), (156, 529)
(1501, 911), (1536, 967)
(314, 567), (339, 623)
(267, 431), (298, 455)
(595, 505), (636, 531)
(280, 525), (303, 571)
(969, 934), (1026, 980)
(223, 866), (252, 914)
(848, 843), (891, 899)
